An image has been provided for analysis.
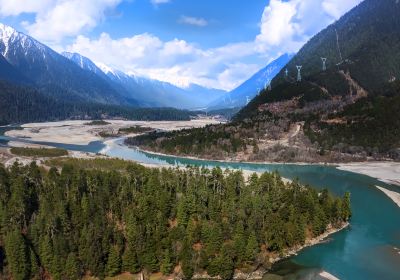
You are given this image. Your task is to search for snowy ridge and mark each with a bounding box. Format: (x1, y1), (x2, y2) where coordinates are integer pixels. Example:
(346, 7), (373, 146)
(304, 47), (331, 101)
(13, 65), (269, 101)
(0, 23), (47, 58)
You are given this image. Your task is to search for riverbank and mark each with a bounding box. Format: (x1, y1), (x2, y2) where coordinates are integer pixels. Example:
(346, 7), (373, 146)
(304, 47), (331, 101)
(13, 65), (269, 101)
(269, 222), (350, 264)
(193, 222), (349, 280)
(338, 162), (400, 186)
(128, 144), (400, 188)
(4, 119), (221, 145)
(376, 186), (400, 208)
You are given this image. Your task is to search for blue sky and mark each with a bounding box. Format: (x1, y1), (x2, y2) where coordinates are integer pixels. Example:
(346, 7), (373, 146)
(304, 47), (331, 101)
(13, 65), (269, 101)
(0, 0), (362, 90)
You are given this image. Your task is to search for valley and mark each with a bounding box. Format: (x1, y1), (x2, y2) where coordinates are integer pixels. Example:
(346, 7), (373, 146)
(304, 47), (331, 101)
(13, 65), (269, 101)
(4, 118), (222, 146)
(1, 120), (400, 280)
(0, 0), (399, 279)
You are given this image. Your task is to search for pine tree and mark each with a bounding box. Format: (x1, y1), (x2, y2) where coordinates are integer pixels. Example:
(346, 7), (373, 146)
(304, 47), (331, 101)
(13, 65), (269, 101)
(39, 235), (53, 272)
(342, 192), (352, 221)
(5, 230), (30, 280)
(180, 240), (193, 280)
(106, 246), (121, 277)
(181, 259), (194, 280)
(245, 232), (259, 262)
(160, 249), (173, 275)
(122, 245), (140, 274)
(232, 222), (246, 264)
(218, 249), (234, 280)
(29, 248), (40, 280)
(65, 253), (80, 280)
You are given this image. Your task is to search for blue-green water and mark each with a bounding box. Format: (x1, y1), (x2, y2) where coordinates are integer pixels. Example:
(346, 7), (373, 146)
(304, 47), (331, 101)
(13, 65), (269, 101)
(0, 127), (105, 153)
(1, 132), (400, 279)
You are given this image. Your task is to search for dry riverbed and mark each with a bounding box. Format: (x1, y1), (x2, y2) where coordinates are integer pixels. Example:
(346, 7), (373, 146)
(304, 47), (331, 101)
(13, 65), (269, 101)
(338, 162), (400, 186)
(376, 186), (400, 208)
(5, 119), (222, 145)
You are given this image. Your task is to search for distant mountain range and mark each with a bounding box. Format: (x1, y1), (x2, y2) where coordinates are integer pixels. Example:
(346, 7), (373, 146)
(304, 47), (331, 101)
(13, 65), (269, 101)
(0, 22), (291, 111)
(0, 23), (134, 106)
(209, 54), (292, 109)
(0, 23), (229, 109)
(62, 51), (227, 109)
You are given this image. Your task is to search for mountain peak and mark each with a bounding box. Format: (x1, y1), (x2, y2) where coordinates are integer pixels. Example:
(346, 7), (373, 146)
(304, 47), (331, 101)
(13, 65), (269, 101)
(0, 23), (18, 40)
(96, 62), (117, 75)
(0, 22), (46, 58)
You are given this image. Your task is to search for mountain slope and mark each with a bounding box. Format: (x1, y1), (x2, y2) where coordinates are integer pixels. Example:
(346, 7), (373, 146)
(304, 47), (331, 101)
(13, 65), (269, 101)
(0, 23), (137, 106)
(97, 62), (225, 109)
(237, 0), (400, 120)
(0, 54), (30, 84)
(209, 54), (292, 109)
(62, 51), (226, 109)
(129, 0), (400, 162)
(61, 52), (110, 80)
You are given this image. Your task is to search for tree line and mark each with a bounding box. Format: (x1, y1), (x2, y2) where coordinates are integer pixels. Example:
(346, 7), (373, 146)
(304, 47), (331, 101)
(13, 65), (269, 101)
(0, 80), (197, 125)
(0, 159), (351, 279)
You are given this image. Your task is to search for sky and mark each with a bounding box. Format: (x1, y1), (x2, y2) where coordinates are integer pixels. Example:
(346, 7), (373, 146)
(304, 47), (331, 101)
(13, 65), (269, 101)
(0, 0), (363, 90)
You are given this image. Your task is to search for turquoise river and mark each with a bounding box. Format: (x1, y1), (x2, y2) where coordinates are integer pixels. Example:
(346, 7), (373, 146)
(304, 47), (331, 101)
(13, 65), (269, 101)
(1, 129), (400, 280)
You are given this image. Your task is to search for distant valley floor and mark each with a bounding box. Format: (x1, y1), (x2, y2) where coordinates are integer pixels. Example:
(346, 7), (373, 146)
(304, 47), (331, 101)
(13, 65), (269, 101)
(2, 119), (400, 189)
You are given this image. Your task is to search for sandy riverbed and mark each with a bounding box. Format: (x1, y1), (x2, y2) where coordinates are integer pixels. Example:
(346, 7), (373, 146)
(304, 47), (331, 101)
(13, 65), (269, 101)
(338, 162), (400, 186)
(376, 186), (400, 208)
(5, 119), (221, 145)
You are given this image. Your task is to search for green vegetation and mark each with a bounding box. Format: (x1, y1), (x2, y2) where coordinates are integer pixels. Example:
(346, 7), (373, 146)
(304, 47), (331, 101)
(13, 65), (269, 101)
(10, 147), (68, 157)
(85, 120), (111, 126)
(98, 126), (153, 138)
(305, 94), (400, 157)
(0, 80), (198, 125)
(206, 107), (241, 120)
(126, 123), (250, 157)
(136, 0), (400, 162)
(118, 126), (153, 134)
(0, 160), (350, 279)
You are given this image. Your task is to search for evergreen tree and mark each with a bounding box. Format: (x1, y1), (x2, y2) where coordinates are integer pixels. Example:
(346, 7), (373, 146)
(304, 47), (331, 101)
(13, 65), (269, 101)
(122, 245), (140, 274)
(160, 249), (173, 275)
(5, 231), (30, 280)
(342, 192), (352, 221)
(65, 253), (80, 280)
(106, 246), (121, 277)
(29, 248), (40, 280)
(245, 232), (259, 262)
(0, 159), (349, 279)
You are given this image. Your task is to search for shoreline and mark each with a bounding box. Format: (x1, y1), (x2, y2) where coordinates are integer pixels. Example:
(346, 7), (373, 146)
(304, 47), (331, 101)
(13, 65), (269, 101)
(5, 120), (400, 188)
(376, 186), (400, 208)
(202, 222), (349, 280)
(127, 143), (400, 187)
(338, 163), (400, 187)
(270, 222), (350, 264)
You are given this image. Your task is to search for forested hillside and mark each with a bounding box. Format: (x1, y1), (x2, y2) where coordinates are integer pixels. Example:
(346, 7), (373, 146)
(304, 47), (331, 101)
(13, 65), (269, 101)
(134, 0), (400, 162)
(0, 159), (350, 280)
(0, 80), (197, 124)
(237, 0), (400, 120)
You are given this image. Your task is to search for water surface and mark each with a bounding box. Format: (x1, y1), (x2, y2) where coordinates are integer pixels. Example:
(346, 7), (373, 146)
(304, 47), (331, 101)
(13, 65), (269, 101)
(1, 132), (399, 279)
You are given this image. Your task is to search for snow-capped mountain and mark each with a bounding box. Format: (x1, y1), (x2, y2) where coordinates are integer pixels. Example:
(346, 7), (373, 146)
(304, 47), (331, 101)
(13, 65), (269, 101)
(0, 23), (136, 106)
(61, 52), (108, 79)
(0, 52), (30, 84)
(209, 54), (293, 109)
(0, 23), (225, 109)
(63, 51), (226, 109)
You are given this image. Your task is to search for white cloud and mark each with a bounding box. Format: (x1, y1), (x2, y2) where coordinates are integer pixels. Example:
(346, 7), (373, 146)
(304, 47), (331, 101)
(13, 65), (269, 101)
(11, 0), (122, 44)
(322, 0), (362, 18)
(65, 0), (362, 90)
(0, 0), (362, 89)
(0, 0), (52, 16)
(256, 0), (299, 47)
(179, 15), (208, 27)
(150, 0), (170, 5)
(255, 0), (362, 55)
